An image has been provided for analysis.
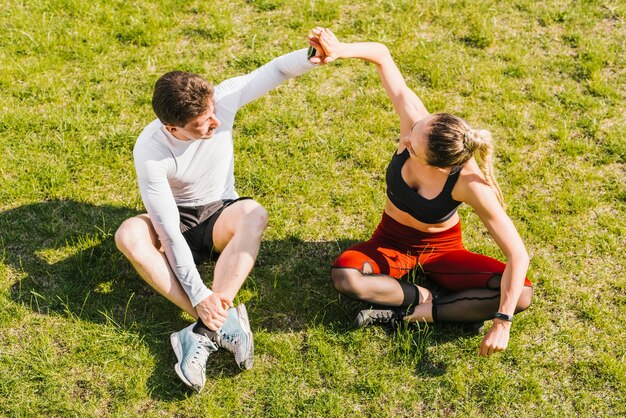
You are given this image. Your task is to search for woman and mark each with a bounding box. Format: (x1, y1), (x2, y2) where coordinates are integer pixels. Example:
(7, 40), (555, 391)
(309, 28), (532, 356)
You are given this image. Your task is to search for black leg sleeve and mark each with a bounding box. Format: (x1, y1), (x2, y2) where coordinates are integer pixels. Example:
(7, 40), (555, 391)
(432, 288), (501, 323)
(398, 280), (420, 309)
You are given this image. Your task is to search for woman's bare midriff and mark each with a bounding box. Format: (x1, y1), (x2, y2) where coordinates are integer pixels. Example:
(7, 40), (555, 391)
(384, 199), (460, 233)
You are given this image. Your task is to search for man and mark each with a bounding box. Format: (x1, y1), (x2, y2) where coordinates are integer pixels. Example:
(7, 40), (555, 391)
(115, 43), (321, 392)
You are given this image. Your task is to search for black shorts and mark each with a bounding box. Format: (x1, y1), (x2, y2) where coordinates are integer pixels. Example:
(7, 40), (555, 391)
(178, 197), (252, 265)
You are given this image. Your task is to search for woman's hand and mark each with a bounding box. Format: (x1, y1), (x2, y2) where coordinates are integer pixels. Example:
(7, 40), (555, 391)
(478, 319), (511, 356)
(308, 27), (343, 64)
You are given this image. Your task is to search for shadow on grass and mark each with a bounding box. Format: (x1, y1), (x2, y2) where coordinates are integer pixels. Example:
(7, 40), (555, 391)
(0, 200), (192, 401)
(0, 200), (355, 401)
(1, 199), (482, 400)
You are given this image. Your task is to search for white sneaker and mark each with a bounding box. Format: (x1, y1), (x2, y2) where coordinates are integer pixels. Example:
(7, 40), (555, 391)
(170, 323), (218, 392)
(212, 304), (254, 370)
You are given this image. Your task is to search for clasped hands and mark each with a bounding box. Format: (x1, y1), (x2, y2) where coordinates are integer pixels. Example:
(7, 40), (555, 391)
(307, 27), (342, 64)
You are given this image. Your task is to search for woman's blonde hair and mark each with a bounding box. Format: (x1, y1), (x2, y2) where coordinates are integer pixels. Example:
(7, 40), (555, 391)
(426, 113), (506, 208)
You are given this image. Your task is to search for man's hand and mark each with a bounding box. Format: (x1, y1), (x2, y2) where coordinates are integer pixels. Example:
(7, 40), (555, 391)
(195, 292), (233, 331)
(478, 319), (511, 356)
(307, 27), (343, 64)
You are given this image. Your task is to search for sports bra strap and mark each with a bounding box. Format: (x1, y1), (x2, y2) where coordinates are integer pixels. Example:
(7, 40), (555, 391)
(442, 167), (462, 193)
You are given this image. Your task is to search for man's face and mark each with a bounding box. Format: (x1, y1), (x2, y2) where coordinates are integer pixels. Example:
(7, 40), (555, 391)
(166, 102), (220, 141)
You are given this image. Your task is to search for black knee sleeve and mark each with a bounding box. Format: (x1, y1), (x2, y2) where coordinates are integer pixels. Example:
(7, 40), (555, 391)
(398, 280), (420, 309)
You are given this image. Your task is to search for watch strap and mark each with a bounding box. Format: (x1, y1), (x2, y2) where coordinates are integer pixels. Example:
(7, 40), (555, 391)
(495, 312), (514, 322)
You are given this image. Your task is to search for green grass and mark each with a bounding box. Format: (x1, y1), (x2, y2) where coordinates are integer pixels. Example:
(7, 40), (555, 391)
(1, 0), (624, 416)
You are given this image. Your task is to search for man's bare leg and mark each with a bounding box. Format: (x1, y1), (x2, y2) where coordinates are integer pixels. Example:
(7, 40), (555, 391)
(210, 199), (268, 301)
(115, 214), (197, 318)
(191, 199), (267, 370)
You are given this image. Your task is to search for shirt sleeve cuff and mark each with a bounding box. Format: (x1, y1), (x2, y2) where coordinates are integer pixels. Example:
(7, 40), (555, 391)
(300, 48), (318, 68)
(190, 287), (213, 308)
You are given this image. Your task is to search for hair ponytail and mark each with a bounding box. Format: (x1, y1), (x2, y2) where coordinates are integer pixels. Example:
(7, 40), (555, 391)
(426, 113), (506, 209)
(463, 128), (506, 209)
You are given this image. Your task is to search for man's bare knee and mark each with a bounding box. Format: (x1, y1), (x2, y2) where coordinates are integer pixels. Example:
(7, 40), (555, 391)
(250, 205), (269, 230)
(212, 201), (268, 252)
(115, 217), (157, 257)
(115, 219), (137, 253)
(240, 204), (268, 235)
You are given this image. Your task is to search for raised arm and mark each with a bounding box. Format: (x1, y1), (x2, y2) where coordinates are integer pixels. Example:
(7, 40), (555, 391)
(310, 28), (429, 134)
(216, 48), (318, 114)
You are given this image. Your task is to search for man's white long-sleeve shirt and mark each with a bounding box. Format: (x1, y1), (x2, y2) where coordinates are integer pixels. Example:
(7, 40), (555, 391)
(133, 49), (315, 307)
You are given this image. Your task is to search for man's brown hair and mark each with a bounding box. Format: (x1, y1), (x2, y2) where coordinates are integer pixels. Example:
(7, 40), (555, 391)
(152, 71), (214, 127)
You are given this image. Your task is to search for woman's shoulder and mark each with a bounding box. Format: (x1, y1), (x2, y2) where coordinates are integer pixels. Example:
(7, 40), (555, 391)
(453, 158), (491, 202)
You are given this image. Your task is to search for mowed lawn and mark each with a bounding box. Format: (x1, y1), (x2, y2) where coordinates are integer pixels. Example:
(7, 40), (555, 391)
(0, 0), (624, 416)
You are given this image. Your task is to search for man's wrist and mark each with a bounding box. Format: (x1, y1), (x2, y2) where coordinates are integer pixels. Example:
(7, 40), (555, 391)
(192, 288), (213, 308)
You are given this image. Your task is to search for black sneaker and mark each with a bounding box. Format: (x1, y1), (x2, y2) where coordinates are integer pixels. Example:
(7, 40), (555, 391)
(353, 306), (406, 328)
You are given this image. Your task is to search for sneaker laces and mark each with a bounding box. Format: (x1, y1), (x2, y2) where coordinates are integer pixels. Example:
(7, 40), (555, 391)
(217, 329), (241, 350)
(367, 307), (404, 325)
(190, 336), (217, 365)
(373, 310), (393, 321)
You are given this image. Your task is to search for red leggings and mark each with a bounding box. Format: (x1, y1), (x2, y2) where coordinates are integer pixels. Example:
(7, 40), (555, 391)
(332, 212), (531, 291)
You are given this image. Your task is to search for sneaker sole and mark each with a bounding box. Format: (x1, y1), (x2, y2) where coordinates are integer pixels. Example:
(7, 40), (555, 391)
(170, 331), (202, 393)
(236, 304), (254, 370)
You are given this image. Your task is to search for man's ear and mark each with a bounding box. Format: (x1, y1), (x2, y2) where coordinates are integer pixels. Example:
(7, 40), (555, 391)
(164, 124), (177, 133)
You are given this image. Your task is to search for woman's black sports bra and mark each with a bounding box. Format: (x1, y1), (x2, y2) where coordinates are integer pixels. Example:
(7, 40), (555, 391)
(385, 148), (462, 224)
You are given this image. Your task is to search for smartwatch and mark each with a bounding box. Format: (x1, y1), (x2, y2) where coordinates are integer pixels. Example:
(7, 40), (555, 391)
(494, 312), (514, 322)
